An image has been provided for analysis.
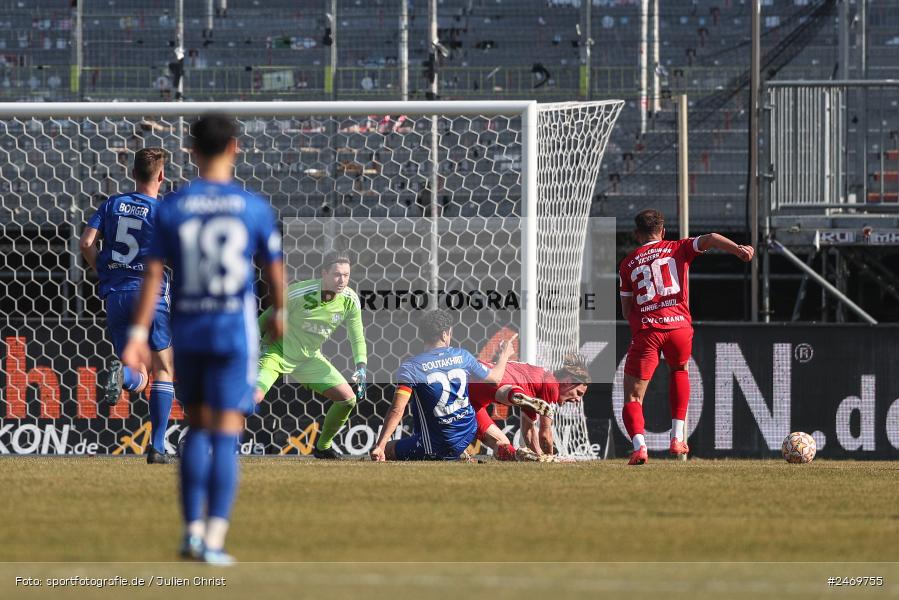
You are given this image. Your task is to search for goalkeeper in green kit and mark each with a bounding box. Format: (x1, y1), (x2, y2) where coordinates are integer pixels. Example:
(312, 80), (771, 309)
(255, 251), (367, 459)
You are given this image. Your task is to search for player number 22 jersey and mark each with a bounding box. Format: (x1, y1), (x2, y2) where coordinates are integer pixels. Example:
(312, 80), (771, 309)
(618, 238), (704, 331)
(395, 347), (489, 454)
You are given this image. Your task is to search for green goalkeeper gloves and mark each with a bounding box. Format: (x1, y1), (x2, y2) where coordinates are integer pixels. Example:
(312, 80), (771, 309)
(352, 363), (367, 402)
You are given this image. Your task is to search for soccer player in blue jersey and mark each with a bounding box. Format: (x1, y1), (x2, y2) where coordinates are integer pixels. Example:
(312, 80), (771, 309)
(79, 148), (175, 464)
(122, 113), (285, 565)
(370, 310), (516, 461)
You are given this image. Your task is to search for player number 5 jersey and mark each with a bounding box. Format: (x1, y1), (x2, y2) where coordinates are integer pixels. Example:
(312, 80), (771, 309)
(87, 192), (169, 300)
(618, 238), (704, 332)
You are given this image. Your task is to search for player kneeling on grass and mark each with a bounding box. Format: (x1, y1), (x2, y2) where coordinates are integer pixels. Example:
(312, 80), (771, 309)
(370, 310), (515, 461)
(619, 209), (753, 465)
(470, 353), (590, 461)
(80, 147), (175, 464)
(255, 251), (367, 459)
(123, 113), (285, 564)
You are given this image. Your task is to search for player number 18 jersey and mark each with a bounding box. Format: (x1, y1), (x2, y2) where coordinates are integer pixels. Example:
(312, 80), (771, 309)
(148, 178), (282, 355)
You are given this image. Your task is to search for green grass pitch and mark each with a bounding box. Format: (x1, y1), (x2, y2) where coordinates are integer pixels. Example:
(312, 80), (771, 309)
(1, 457), (897, 599)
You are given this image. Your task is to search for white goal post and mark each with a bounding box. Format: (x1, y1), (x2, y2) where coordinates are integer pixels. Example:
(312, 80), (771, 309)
(0, 100), (622, 459)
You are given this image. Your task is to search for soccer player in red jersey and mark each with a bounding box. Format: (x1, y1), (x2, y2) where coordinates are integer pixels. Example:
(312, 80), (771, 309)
(470, 354), (590, 461)
(619, 209), (754, 465)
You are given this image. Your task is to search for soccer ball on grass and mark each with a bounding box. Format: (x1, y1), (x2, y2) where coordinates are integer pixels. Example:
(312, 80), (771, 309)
(781, 431), (816, 464)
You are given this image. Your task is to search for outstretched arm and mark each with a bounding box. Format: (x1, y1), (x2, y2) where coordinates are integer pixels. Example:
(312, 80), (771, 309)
(696, 233), (754, 262)
(345, 296), (368, 400)
(371, 386), (411, 461)
(538, 414), (554, 455)
(345, 296), (368, 367)
(520, 412), (542, 455)
(484, 333), (517, 384)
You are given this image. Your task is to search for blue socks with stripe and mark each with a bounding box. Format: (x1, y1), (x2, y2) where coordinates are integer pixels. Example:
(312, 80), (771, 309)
(150, 381), (175, 450)
(179, 429), (240, 551)
(208, 433), (240, 520)
(180, 428), (211, 525)
(122, 367), (144, 392)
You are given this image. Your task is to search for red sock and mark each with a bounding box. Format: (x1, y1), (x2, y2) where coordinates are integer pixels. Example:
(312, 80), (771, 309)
(669, 369), (690, 421)
(622, 402), (645, 439)
(496, 444), (516, 461)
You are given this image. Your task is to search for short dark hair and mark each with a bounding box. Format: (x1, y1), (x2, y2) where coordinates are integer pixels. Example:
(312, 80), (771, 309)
(635, 209), (665, 236)
(321, 250), (352, 273)
(190, 113), (238, 157)
(417, 309), (454, 343)
(132, 147), (167, 183)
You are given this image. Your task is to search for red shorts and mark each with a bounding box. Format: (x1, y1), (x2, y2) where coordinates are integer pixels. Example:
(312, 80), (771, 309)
(624, 326), (693, 380)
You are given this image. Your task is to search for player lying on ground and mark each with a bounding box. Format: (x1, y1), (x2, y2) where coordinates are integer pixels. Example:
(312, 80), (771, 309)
(619, 209), (753, 465)
(123, 113), (285, 564)
(370, 309), (515, 461)
(255, 251), (367, 459)
(470, 353), (590, 461)
(80, 148), (176, 464)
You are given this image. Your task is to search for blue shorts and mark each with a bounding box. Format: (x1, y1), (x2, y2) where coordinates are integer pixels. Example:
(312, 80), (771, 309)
(393, 433), (473, 461)
(105, 291), (171, 357)
(174, 350), (256, 415)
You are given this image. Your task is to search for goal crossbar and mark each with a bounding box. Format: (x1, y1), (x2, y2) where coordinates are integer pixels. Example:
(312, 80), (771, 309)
(0, 101), (537, 118)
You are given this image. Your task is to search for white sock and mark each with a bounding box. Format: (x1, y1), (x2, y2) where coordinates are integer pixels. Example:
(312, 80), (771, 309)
(632, 434), (646, 451)
(204, 517), (230, 552)
(671, 419), (685, 441)
(187, 519), (205, 540)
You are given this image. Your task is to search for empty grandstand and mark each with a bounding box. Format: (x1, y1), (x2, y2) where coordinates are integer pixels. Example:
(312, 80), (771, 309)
(0, 0), (896, 321)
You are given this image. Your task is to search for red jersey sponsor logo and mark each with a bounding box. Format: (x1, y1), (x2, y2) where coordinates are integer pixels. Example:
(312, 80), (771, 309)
(618, 238), (703, 332)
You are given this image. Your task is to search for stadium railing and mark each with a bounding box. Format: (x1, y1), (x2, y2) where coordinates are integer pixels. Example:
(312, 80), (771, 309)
(766, 80), (899, 211)
(0, 65), (824, 102)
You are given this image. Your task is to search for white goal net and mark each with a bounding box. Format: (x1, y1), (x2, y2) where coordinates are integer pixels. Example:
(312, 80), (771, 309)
(0, 100), (621, 459)
(537, 102), (621, 459)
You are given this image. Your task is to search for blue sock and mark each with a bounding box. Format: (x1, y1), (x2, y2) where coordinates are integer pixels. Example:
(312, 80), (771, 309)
(180, 429), (211, 525)
(207, 433), (240, 520)
(149, 382), (175, 450)
(122, 367), (144, 392)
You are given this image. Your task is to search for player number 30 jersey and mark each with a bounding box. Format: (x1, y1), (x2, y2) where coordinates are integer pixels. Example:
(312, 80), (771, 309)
(618, 238), (704, 332)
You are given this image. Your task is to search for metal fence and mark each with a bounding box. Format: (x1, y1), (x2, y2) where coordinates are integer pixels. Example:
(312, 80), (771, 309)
(0, 64), (831, 103)
(766, 80), (899, 211)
